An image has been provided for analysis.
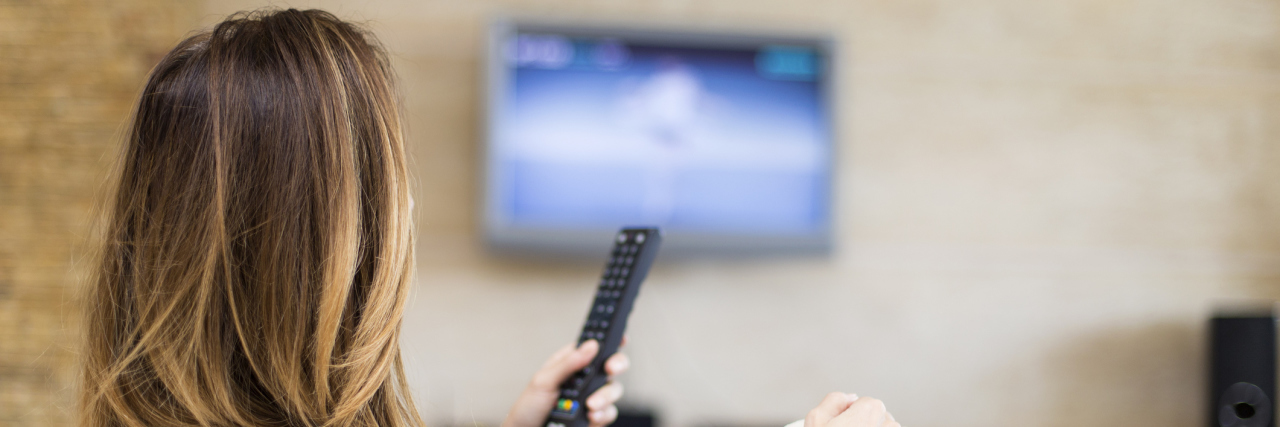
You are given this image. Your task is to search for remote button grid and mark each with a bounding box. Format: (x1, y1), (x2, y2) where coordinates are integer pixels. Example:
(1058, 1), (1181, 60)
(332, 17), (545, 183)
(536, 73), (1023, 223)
(546, 228), (661, 427)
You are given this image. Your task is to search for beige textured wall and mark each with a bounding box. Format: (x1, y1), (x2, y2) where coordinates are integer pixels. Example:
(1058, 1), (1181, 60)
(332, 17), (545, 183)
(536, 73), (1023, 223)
(0, 0), (198, 425)
(198, 1), (1280, 427)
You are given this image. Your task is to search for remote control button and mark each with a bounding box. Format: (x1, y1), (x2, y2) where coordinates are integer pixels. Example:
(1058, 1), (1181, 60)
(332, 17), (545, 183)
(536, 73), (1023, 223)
(618, 233), (628, 244)
(636, 233), (646, 244)
(613, 291), (623, 298)
(595, 305), (605, 313)
(625, 257), (634, 265)
(606, 305), (615, 314)
(565, 389), (579, 398)
(582, 365), (594, 375)
(601, 320), (610, 328)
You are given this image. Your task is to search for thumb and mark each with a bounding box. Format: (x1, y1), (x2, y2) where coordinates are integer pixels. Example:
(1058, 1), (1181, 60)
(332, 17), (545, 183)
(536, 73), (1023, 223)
(531, 340), (600, 390)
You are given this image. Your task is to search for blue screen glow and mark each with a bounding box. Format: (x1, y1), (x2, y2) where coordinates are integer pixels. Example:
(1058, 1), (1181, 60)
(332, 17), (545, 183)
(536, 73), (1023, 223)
(492, 33), (831, 236)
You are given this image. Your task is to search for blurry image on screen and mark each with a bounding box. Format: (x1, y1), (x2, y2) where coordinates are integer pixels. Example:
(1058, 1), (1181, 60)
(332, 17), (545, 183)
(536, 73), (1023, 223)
(494, 33), (830, 235)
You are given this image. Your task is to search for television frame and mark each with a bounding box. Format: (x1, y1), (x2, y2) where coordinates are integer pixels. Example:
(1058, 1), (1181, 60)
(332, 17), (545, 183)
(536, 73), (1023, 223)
(481, 18), (839, 257)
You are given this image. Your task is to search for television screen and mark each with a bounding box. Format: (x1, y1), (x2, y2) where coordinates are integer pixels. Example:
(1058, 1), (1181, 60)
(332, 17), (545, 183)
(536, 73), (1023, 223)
(485, 21), (835, 255)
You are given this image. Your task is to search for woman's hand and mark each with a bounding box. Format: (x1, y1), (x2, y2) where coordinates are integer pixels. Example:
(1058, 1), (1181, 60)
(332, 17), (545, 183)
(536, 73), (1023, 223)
(502, 340), (631, 427)
(803, 392), (899, 427)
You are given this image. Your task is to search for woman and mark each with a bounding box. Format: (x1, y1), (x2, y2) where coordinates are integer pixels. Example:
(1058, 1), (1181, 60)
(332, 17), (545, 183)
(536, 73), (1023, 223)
(80, 9), (899, 427)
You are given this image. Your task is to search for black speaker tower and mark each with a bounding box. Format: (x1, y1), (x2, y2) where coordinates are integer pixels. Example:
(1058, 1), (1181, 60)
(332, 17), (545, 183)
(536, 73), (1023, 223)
(1211, 311), (1277, 427)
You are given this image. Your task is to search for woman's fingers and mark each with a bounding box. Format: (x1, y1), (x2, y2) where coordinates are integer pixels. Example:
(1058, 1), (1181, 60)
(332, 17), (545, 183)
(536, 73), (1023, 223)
(587, 405), (618, 427)
(585, 381), (624, 427)
(805, 392), (857, 427)
(586, 381), (624, 411)
(832, 397), (886, 427)
(530, 340), (599, 390)
(604, 352), (630, 376)
(802, 392), (897, 427)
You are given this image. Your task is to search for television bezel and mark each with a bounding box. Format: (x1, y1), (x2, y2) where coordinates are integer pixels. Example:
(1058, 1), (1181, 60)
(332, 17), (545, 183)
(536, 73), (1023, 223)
(481, 18), (839, 257)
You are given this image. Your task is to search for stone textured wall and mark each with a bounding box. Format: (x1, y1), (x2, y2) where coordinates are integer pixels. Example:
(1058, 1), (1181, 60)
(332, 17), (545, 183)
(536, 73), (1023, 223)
(0, 1), (196, 425)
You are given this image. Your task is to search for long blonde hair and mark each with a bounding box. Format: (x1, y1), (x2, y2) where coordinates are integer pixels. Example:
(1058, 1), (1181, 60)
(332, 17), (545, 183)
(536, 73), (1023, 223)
(80, 9), (422, 426)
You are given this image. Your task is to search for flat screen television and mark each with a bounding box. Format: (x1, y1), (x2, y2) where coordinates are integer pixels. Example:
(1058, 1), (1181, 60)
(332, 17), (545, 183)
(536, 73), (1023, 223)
(484, 19), (836, 256)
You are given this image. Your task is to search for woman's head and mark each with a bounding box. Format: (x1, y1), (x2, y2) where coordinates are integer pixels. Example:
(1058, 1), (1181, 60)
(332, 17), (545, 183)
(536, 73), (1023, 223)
(82, 9), (419, 426)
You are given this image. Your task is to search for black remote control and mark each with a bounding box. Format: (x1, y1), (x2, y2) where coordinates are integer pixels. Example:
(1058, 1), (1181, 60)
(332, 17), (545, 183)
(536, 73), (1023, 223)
(545, 227), (662, 427)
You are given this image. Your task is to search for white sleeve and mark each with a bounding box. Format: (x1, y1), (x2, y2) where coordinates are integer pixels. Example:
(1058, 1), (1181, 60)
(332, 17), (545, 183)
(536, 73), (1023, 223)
(783, 419), (805, 427)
